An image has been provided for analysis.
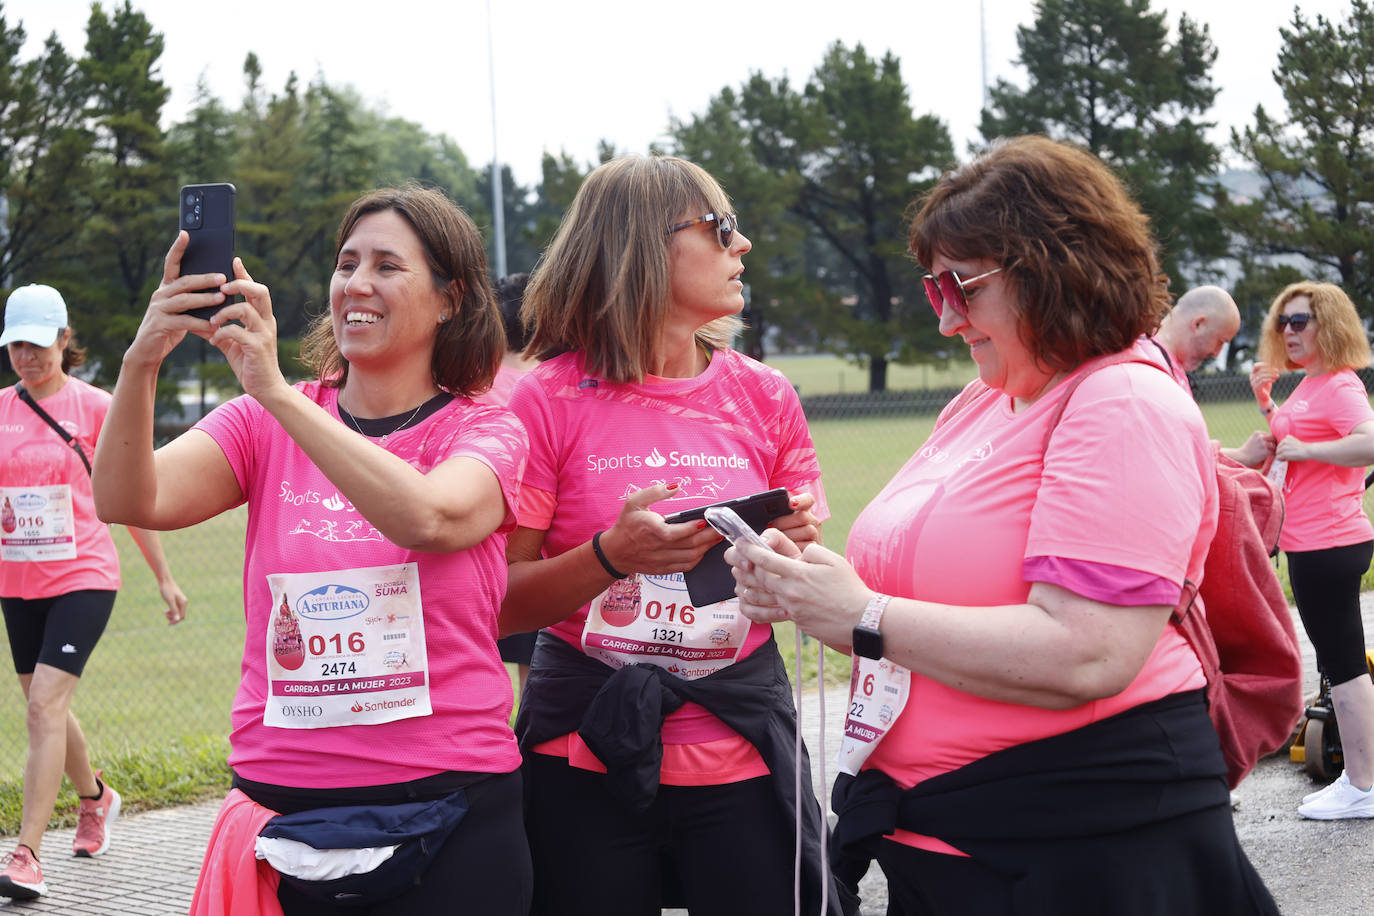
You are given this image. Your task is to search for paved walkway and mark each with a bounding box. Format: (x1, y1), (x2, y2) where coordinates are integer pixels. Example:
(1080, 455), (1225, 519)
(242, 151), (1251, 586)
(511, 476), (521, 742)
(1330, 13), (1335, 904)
(4, 600), (1374, 913)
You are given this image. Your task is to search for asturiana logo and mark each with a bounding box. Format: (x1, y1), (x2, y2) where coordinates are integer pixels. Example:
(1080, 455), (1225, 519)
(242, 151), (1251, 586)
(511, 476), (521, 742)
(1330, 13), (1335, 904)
(296, 584), (370, 621)
(13, 493), (46, 512)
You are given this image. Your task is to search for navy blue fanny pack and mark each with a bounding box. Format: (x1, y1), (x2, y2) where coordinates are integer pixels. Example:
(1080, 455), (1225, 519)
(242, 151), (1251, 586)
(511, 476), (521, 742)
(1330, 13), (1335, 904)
(258, 788), (469, 907)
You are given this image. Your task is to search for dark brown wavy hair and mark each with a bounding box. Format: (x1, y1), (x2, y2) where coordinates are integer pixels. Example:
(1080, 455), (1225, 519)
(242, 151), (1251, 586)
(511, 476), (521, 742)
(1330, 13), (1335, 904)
(909, 135), (1170, 371)
(301, 184), (503, 395)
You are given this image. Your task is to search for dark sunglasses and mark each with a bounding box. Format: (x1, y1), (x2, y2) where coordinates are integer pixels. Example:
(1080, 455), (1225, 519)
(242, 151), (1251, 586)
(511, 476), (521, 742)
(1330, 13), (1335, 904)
(1276, 313), (1312, 332)
(922, 267), (1002, 319)
(669, 212), (738, 249)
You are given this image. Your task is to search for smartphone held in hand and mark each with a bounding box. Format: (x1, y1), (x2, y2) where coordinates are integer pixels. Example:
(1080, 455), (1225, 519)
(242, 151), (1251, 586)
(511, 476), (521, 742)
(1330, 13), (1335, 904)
(705, 506), (773, 551)
(178, 183), (236, 320)
(664, 487), (789, 605)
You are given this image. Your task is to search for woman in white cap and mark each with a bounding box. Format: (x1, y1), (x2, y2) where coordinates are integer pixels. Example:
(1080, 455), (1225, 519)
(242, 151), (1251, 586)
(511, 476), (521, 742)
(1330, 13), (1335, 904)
(0, 284), (188, 901)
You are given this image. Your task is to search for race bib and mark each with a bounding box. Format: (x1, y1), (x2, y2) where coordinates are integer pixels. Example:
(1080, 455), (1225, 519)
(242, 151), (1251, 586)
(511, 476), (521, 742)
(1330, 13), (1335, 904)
(263, 563), (431, 729)
(1, 486), (76, 562)
(836, 654), (911, 776)
(581, 573), (750, 679)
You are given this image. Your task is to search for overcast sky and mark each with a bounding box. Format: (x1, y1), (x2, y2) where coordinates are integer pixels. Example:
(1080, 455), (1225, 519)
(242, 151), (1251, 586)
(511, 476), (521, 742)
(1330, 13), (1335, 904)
(6, 0), (1359, 185)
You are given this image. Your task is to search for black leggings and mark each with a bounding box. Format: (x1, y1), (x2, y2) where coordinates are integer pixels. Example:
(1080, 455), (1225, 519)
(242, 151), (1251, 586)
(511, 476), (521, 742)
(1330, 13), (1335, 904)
(235, 770), (531, 916)
(523, 752), (796, 916)
(1287, 540), (1374, 685)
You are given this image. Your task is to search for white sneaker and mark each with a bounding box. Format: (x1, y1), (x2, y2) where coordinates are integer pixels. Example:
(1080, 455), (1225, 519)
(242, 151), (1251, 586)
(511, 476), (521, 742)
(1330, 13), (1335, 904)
(1298, 774), (1374, 819)
(1303, 770), (1350, 805)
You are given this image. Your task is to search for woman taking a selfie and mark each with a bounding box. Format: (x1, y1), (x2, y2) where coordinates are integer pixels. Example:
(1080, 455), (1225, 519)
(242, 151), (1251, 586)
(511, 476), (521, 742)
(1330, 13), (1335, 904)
(502, 154), (847, 915)
(93, 185), (531, 914)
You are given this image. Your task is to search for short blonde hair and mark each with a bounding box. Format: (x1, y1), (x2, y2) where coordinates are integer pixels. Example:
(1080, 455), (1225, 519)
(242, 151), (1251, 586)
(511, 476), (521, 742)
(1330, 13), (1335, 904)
(1257, 281), (1371, 372)
(522, 155), (741, 382)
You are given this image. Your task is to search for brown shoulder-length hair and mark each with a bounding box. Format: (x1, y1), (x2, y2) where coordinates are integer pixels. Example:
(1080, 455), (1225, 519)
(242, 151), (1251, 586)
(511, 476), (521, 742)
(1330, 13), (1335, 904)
(521, 154), (741, 382)
(1258, 281), (1372, 372)
(909, 135), (1170, 371)
(301, 184), (503, 395)
(59, 327), (86, 373)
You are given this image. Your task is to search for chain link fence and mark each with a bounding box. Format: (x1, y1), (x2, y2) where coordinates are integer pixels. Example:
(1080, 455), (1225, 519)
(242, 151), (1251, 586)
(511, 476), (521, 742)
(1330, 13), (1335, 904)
(0, 369), (1370, 785)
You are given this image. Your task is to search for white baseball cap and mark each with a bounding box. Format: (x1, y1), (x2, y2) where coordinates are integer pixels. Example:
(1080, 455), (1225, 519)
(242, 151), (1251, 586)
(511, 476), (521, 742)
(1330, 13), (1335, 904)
(1, 284), (69, 348)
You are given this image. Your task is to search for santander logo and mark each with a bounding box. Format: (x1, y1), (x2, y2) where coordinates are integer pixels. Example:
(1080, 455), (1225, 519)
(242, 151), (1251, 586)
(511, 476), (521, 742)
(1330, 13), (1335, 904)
(645, 448), (668, 468)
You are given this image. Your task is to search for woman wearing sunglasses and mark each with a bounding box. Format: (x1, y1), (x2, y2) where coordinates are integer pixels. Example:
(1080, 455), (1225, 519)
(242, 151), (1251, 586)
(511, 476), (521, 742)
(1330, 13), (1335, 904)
(724, 135), (1277, 914)
(501, 154), (848, 914)
(1252, 282), (1374, 820)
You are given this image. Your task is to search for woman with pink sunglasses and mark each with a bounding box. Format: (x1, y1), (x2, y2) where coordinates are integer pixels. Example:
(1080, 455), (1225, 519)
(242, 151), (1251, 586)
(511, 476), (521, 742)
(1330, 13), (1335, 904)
(724, 136), (1277, 914)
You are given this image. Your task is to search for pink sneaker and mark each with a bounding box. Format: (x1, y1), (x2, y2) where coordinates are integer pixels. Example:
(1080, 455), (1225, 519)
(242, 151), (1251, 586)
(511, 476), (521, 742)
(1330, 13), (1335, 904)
(0, 846), (46, 899)
(73, 777), (121, 857)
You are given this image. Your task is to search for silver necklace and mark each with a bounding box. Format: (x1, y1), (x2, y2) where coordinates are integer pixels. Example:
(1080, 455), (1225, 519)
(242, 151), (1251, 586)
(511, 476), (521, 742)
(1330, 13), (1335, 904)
(340, 400), (426, 445)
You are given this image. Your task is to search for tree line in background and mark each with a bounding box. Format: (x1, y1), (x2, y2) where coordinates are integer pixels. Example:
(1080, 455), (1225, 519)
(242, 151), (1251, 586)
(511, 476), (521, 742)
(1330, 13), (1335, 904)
(2, 0), (1373, 393)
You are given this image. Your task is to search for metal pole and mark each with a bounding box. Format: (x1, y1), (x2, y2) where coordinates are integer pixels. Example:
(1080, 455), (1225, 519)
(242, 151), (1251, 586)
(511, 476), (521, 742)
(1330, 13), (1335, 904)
(486, 0), (507, 278)
(980, 0), (990, 112)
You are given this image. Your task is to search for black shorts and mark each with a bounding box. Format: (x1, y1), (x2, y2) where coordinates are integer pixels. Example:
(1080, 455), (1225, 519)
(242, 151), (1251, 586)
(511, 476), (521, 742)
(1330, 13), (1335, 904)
(497, 631), (537, 666)
(1, 590), (117, 677)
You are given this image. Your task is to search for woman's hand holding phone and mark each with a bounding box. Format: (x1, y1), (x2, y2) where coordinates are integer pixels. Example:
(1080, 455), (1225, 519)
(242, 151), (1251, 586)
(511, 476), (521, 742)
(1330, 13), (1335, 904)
(127, 231), (229, 369)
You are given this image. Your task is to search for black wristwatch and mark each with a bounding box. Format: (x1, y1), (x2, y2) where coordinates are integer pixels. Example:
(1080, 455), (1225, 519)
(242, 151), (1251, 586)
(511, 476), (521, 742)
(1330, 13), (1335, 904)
(852, 593), (891, 660)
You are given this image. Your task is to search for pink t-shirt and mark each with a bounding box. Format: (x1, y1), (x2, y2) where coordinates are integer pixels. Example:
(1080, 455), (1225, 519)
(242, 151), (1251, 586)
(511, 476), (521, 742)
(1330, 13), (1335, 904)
(0, 379), (121, 599)
(195, 382), (528, 788)
(478, 364), (531, 409)
(509, 348), (827, 744)
(1271, 369), (1374, 551)
(1136, 335), (1191, 393)
(846, 361), (1213, 796)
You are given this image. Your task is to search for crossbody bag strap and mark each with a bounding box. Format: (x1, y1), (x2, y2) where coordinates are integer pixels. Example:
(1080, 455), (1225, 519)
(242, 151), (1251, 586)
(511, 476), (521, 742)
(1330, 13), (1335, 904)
(15, 384), (92, 475)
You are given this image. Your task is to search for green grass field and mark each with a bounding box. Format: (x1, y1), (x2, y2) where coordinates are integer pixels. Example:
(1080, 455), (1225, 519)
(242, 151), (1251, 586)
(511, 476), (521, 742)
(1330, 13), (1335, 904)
(0, 355), (1368, 832)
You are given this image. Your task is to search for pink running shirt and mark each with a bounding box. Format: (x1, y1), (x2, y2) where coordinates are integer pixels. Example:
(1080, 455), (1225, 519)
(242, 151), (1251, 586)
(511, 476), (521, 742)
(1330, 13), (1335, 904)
(0, 379), (120, 599)
(195, 382), (527, 788)
(478, 364), (531, 409)
(845, 361), (1213, 804)
(1270, 369), (1374, 551)
(509, 348), (827, 746)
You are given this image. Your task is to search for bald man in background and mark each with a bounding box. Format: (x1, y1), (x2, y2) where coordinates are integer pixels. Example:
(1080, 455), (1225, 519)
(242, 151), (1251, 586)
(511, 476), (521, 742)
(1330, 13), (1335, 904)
(1152, 285), (1243, 390)
(1147, 285), (1272, 468)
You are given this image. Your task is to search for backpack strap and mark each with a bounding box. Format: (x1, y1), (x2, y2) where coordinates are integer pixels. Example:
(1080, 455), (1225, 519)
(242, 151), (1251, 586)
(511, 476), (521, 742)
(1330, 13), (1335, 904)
(15, 384), (92, 476)
(1039, 351), (1166, 452)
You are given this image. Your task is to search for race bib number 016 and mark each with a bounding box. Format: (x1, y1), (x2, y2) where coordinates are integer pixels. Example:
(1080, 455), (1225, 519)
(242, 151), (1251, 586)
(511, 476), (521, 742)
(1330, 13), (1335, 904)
(582, 572), (750, 680)
(1, 486), (76, 562)
(263, 563), (430, 729)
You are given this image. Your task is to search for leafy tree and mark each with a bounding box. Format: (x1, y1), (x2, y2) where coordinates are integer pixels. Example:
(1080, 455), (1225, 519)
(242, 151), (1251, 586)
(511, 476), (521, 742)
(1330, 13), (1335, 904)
(1223, 0), (1374, 313)
(525, 149), (588, 256)
(981, 0), (1225, 288)
(475, 162), (540, 275)
(165, 75), (234, 190)
(1, 24), (93, 286)
(675, 42), (953, 390)
(75, 0), (171, 375)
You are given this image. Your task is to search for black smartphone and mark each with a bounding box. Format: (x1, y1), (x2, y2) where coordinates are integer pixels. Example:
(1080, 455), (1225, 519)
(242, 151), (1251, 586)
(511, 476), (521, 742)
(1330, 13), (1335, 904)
(178, 182), (236, 319)
(664, 487), (791, 606)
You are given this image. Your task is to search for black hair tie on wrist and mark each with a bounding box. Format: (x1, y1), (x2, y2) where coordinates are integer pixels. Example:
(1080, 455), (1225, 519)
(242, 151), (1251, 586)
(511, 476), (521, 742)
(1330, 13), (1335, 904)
(591, 531), (628, 579)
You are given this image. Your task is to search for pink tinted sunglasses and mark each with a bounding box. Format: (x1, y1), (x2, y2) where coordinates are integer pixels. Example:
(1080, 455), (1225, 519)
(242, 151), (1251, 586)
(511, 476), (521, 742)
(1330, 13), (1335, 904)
(922, 267), (1002, 319)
